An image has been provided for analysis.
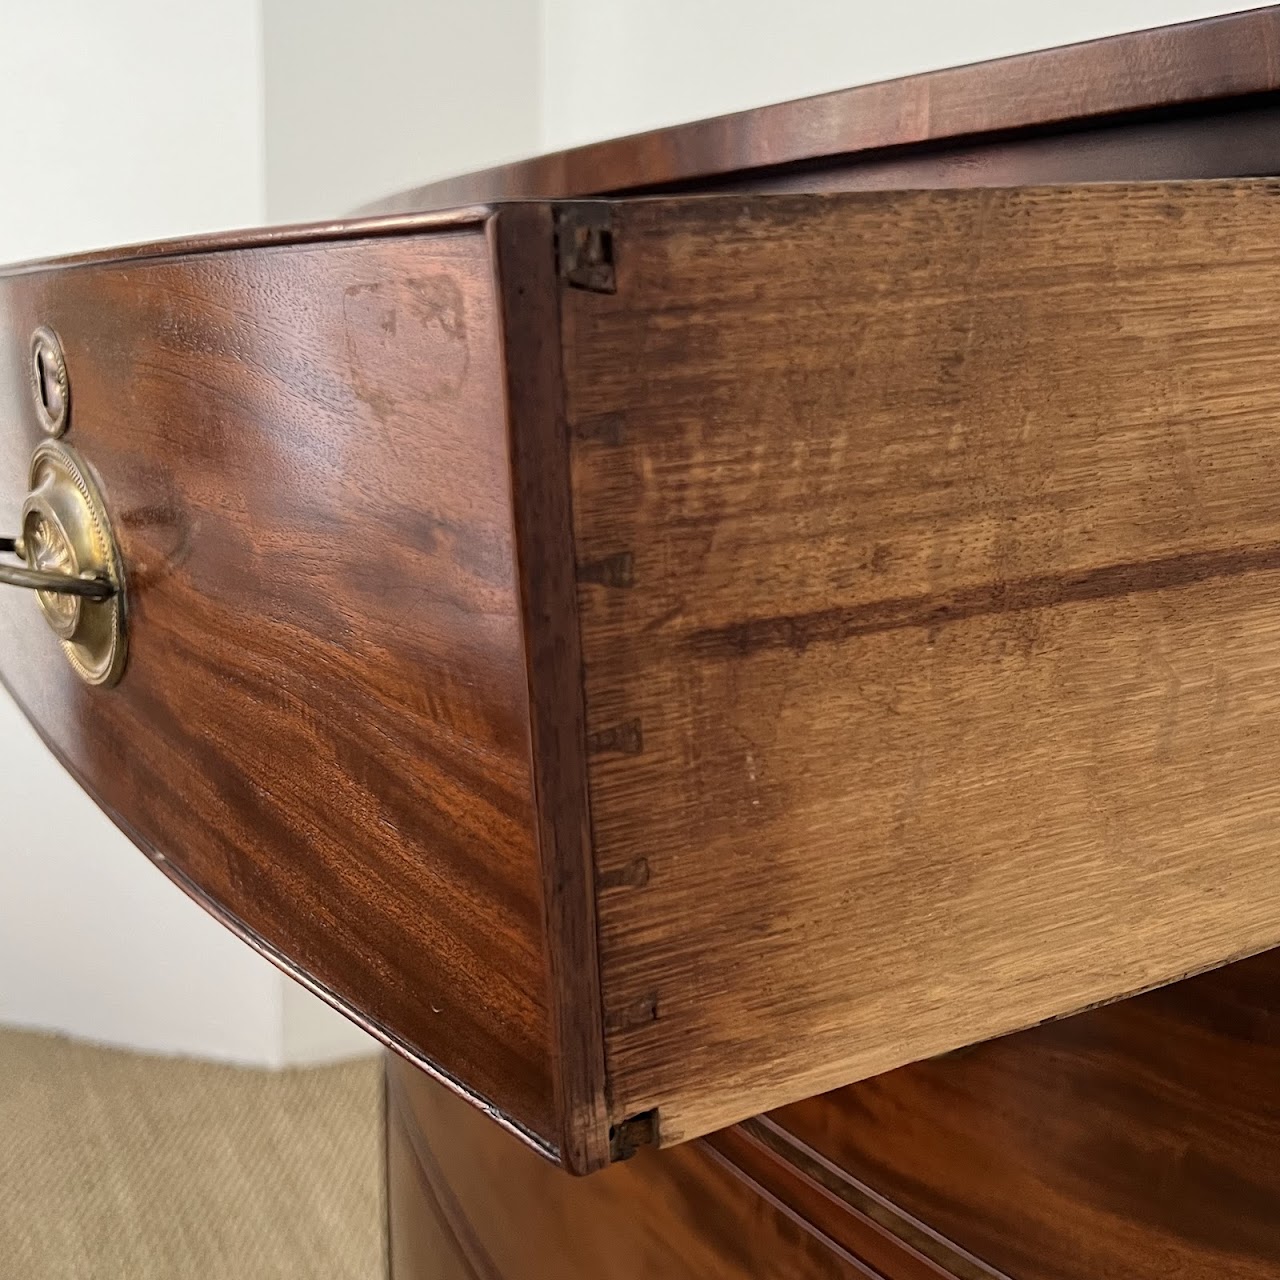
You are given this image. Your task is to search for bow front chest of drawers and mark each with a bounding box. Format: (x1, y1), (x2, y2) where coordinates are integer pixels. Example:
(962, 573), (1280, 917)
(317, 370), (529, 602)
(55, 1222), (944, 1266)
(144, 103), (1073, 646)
(6, 10), (1280, 1278)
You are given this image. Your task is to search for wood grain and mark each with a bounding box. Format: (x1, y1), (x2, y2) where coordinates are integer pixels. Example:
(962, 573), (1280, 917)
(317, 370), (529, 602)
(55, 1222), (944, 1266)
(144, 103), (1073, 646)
(562, 182), (1280, 1144)
(771, 945), (1280, 1280)
(360, 7), (1280, 212)
(0, 225), (562, 1149)
(0, 208), (494, 276)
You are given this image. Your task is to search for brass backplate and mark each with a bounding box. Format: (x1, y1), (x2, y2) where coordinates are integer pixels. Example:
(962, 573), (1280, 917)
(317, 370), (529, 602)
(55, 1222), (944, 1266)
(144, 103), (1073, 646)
(21, 441), (127, 686)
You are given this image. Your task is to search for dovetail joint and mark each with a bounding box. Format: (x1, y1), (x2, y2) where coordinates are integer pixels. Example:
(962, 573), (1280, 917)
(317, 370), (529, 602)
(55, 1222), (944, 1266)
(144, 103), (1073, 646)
(609, 1109), (657, 1161)
(586, 718), (643, 756)
(556, 205), (616, 293)
(577, 550), (634, 588)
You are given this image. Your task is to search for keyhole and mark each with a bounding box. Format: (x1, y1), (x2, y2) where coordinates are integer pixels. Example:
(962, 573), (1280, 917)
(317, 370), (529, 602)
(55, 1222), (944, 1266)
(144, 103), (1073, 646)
(36, 350), (53, 411)
(30, 329), (67, 433)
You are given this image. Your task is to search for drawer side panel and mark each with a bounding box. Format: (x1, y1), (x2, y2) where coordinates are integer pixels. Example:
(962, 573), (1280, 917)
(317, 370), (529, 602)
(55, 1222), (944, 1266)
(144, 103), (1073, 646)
(563, 184), (1280, 1144)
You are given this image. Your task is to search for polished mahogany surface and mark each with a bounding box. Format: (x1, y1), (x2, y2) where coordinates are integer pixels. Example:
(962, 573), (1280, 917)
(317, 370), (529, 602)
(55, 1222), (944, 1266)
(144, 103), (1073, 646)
(380, 14), (1280, 1280)
(19, 183), (1280, 1180)
(770, 946), (1280, 1280)
(0, 218), (562, 1151)
(363, 7), (1280, 212)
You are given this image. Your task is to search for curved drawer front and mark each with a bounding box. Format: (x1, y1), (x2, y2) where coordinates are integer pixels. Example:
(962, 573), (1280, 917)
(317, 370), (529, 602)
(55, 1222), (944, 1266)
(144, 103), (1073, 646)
(0, 217), (561, 1153)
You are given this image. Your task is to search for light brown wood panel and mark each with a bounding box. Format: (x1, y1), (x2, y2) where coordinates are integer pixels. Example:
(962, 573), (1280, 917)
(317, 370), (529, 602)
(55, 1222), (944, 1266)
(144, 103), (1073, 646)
(562, 183), (1280, 1144)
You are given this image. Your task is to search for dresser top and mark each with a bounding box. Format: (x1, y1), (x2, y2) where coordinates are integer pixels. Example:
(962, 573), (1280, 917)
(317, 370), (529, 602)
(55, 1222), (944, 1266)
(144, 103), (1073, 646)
(363, 6), (1280, 214)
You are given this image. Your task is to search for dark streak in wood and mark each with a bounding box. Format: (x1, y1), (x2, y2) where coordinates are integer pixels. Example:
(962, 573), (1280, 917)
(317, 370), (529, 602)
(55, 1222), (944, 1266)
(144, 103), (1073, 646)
(571, 413), (627, 445)
(605, 995), (659, 1034)
(597, 858), (650, 891)
(565, 182), (1280, 1146)
(689, 541), (1280, 659)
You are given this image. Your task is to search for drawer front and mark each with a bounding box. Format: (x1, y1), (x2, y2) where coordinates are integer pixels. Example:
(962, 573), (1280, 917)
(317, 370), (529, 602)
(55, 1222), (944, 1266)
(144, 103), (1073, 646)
(0, 221), (559, 1149)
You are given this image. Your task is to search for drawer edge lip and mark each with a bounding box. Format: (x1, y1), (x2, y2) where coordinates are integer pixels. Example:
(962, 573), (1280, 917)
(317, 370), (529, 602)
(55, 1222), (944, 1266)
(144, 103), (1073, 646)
(0, 204), (498, 278)
(491, 205), (613, 1175)
(0, 671), (564, 1169)
(704, 1119), (1011, 1280)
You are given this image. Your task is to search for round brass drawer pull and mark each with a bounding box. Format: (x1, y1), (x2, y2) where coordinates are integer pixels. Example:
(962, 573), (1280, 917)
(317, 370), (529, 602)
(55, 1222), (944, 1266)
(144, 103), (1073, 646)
(0, 440), (127, 686)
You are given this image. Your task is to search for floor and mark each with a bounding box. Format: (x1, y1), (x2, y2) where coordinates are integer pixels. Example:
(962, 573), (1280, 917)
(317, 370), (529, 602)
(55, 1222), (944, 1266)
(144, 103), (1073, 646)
(0, 1029), (385, 1279)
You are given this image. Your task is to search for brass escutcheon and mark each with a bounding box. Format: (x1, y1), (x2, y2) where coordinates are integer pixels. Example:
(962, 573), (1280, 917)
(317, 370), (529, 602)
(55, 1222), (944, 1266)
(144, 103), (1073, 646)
(29, 327), (69, 436)
(0, 441), (127, 686)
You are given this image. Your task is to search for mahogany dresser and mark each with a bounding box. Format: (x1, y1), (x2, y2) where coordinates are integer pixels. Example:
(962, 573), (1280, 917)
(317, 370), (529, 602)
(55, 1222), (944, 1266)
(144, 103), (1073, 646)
(5, 9), (1280, 1278)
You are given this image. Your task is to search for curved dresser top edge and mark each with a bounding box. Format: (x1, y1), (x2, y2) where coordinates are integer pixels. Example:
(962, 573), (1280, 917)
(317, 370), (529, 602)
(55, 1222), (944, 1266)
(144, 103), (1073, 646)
(354, 6), (1280, 214)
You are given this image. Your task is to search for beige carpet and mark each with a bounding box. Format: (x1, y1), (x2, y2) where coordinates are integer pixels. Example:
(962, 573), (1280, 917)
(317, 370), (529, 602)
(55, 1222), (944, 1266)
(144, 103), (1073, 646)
(0, 1029), (385, 1279)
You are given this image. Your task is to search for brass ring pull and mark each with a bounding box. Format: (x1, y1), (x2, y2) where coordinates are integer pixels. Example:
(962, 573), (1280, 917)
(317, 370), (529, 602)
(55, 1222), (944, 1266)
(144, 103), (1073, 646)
(2, 441), (127, 686)
(0, 537), (115, 600)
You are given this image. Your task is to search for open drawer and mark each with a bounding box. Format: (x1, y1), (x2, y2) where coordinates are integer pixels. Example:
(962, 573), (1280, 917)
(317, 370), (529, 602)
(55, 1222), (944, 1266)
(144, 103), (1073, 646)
(3, 184), (1280, 1172)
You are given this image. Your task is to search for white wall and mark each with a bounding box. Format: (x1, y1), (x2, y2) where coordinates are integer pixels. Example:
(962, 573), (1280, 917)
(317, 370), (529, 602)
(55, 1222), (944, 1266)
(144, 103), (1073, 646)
(0, 1), (265, 263)
(541, 0), (1269, 150)
(0, 0), (367, 1065)
(262, 0), (543, 222)
(0, 698), (287, 1062)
